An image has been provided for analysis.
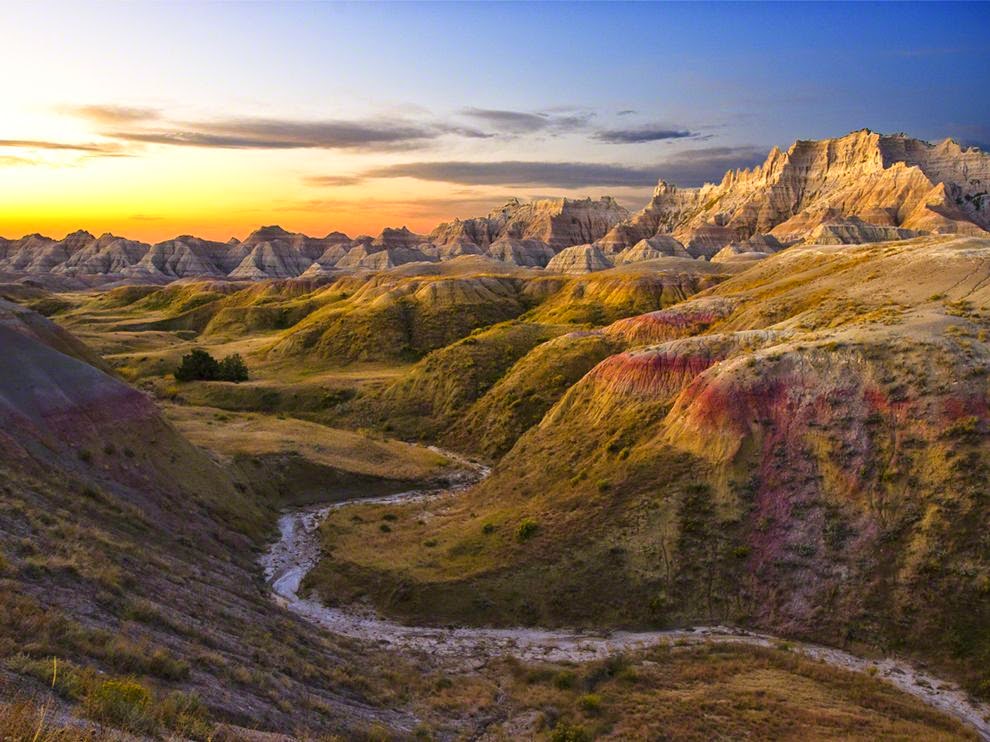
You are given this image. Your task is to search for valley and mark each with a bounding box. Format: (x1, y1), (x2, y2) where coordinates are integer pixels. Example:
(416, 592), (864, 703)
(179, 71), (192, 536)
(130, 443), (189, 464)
(2, 130), (990, 740)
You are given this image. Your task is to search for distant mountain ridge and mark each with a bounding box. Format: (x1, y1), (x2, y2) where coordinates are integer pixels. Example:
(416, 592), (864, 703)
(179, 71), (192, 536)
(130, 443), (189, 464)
(2, 130), (987, 285)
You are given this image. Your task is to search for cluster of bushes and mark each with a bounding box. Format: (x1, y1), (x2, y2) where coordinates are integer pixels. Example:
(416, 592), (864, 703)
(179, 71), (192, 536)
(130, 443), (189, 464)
(175, 349), (248, 383)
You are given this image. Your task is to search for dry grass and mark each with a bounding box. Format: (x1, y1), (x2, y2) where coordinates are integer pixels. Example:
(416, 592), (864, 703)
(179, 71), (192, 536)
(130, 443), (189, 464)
(164, 403), (450, 481)
(490, 644), (976, 740)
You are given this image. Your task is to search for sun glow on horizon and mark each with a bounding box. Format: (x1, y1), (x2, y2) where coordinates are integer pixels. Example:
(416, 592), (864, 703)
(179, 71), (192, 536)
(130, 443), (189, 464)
(1, 1), (987, 243)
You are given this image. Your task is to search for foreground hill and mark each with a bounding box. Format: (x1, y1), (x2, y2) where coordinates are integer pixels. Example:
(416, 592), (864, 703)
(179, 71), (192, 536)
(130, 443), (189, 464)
(306, 235), (990, 701)
(1, 131), (986, 286)
(0, 298), (474, 737)
(3, 288), (978, 740)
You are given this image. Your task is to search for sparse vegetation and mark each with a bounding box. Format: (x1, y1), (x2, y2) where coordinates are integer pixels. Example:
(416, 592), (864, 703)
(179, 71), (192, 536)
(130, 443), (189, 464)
(175, 349), (249, 382)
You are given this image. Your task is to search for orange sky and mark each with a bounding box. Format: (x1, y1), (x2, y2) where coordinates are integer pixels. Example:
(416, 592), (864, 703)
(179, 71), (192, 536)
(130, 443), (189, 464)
(3, 3), (984, 243)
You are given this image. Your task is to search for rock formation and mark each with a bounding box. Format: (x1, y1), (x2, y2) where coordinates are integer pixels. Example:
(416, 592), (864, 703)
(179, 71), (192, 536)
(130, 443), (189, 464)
(1, 131), (986, 284)
(615, 236), (691, 264)
(545, 244), (614, 274)
(599, 130), (989, 254)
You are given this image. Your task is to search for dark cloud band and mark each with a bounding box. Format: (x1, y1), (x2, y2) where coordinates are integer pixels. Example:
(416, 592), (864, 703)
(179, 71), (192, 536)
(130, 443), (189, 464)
(0, 139), (121, 153)
(307, 146), (769, 189)
(594, 127), (697, 144)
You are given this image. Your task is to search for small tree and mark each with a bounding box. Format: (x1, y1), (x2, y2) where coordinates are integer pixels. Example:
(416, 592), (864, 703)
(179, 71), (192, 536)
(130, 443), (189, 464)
(175, 349), (219, 382)
(218, 353), (249, 383)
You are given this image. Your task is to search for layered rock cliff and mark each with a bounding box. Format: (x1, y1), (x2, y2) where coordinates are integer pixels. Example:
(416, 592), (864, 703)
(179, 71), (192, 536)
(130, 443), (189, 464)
(1, 131), (986, 284)
(599, 130), (990, 254)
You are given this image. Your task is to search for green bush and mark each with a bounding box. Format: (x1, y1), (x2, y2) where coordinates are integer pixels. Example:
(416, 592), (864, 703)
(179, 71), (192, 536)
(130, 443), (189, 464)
(175, 349), (219, 382)
(218, 353), (249, 382)
(175, 349), (249, 382)
(550, 721), (591, 742)
(577, 693), (603, 714)
(516, 518), (539, 542)
(83, 678), (153, 733)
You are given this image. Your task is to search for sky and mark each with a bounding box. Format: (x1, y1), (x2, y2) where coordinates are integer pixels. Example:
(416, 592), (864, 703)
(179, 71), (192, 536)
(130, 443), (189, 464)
(1, 1), (988, 242)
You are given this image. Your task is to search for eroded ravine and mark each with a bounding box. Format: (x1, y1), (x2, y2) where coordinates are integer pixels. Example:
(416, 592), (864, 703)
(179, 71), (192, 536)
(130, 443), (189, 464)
(261, 449), (990, 739)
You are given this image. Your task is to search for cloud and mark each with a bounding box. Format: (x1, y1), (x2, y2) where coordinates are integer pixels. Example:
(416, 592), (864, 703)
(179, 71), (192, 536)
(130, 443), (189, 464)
(279, 193), (510, 218)
(616, 109), (637, 116)
(60, 104), (160, 124)
(325, 145), (770, 189)
(460, 107), (593, 135)
(945, 124), (990, 153)
(594, 126), (698, 144)
(303, 174), (364, 187)
(0, 155), (35, 167)
(359, 160), (662, 188)
(0, 139), (122, 154)
(102, 117), (455, 151)
(651, 146), (768, 186)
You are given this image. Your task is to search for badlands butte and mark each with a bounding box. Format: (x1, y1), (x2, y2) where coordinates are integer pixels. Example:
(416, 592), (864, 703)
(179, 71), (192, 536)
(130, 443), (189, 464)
(2, 129), (990, 740)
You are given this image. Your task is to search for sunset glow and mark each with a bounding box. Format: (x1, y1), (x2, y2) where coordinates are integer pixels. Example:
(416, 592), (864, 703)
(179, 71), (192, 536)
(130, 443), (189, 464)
(2, 1), (987, 242)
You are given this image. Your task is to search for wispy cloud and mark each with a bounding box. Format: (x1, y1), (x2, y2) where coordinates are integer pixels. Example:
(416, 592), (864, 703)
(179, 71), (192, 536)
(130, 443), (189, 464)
(306, 144), (770, 189)
(0, 138), (123, 154)
(460, 107), (593, 135)
(102, 118), (459, 151)
(58, 101), (493, 151)
(651, 145), (768, 185)
(357, 160), (662, 187)
(304, 174), (364, 187)
(0, 155), (36, 167)
(594, 126), (699, 144)
(59, 104), (160, 124)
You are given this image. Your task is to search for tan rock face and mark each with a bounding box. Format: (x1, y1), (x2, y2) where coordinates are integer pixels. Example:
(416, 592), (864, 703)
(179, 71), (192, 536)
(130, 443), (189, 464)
(487, 237), (557, 267)
(615, 236), (690, 264)
(800, 216), (921, 245)
(2, 131), (986, 283)
(431, 197), (629, 251)
(601, 130), (990, 253)
(545, 244), (614, 274)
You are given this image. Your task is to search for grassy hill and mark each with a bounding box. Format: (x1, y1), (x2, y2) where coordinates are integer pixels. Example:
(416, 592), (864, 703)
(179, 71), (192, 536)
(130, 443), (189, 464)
(306, 236), (990, 700)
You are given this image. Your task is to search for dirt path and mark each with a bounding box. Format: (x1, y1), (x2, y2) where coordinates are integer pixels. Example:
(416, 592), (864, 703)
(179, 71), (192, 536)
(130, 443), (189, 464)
(261, 450), (990, 739)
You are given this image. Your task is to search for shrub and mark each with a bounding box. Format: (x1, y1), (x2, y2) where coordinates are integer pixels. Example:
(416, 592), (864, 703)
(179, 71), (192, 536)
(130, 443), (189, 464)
(577, 693), (602, 714)
(550, 721), (591, 742)
(176, 349), (249, 383)
(553, 670), (576, 689)
(83, 678), (153, 733)
(218, 353), (249, 383)
(516, 518), (539, 542)
(175, 349), (220, 382)
(482, 522), (496, 535)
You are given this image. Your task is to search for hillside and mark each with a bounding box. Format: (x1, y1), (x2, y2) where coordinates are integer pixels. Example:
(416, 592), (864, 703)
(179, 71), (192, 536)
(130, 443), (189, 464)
(305, 235), (990, 702)
(0, 299), (479, 738)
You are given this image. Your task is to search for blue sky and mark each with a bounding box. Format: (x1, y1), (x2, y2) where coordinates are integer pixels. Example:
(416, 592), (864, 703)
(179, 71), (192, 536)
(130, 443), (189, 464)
(1, 1), (987, 239)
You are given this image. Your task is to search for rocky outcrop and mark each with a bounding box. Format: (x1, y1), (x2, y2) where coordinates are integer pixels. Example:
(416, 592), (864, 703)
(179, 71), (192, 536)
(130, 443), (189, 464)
(600, 130), (990, 254)
(545, 244), (614, 274)
(614, 236), (690, 264)
(431, 197), (629, 251)
(801, 216), (921, 245)
(487, 237), (557, 267)
(2, 131), (986, 284)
